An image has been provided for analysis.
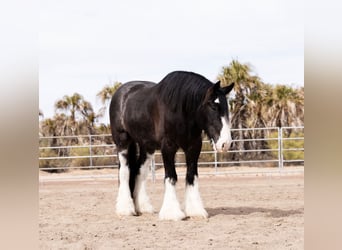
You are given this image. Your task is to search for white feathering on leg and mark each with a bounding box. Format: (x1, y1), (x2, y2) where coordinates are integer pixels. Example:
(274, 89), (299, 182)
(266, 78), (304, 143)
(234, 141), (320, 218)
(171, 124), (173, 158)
(159, 178), (185, 221)
(116, 150), (136, 216)
(184, 176), (208, 218)
(134, 154), (154, 214)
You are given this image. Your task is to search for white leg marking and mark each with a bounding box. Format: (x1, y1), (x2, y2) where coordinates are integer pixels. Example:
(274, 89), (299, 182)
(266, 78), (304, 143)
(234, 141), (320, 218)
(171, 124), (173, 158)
(215, 116), (232, 152)
(159, 178), (185, 221)
(134, 153), (154, 214)
(184, 176), (208, 218)
(116, 150), (136, 216)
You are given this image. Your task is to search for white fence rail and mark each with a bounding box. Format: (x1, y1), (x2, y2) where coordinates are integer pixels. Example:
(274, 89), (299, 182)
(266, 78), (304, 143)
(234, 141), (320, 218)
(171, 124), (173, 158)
(39, 127), (304, 176)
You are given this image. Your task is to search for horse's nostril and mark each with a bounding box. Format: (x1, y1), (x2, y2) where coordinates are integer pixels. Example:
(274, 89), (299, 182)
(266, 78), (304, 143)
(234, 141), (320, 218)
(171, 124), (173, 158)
(221, 142), (230, 151)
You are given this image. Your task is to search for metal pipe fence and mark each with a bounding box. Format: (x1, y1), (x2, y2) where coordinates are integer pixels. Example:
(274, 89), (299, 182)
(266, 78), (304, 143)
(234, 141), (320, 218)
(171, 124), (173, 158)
(39, 126), (304, 177)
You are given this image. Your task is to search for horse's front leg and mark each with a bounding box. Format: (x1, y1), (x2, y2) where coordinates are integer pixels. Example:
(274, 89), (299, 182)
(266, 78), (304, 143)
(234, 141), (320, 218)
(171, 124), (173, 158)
(159, 142), (185, 221)
(184, 138), (208, 219)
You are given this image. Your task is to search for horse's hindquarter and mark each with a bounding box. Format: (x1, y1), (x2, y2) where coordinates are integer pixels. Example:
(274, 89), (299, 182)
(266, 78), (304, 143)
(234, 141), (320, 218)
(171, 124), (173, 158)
(109, 82), (157, 144)
(121, 83), (162, 149)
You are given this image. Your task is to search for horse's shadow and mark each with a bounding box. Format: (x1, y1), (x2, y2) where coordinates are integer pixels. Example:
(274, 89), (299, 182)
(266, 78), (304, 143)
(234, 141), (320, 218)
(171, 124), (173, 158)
(206, 206), (303, 218)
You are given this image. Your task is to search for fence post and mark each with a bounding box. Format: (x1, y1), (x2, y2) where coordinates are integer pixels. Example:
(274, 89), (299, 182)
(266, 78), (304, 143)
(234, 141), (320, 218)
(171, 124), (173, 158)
(214, 150), (218, 174)
(278, 127), (283, 168)
(280, 127), (284, 168)
(277, 127), (281, 168)
(89, 135), (93, 167)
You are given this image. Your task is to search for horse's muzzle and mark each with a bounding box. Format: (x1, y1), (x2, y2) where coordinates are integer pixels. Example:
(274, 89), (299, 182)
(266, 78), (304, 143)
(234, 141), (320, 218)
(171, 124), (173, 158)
(221, 142), (230, 152)
(211, 139), (231, 152)
(215, 141), (231, 152)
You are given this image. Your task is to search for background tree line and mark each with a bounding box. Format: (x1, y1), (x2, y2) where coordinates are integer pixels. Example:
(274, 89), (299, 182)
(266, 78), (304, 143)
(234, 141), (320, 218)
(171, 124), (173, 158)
(39, 60), (304, 170)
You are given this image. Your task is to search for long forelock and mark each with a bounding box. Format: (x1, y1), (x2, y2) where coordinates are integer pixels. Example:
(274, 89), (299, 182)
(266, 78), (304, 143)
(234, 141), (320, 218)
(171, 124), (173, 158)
(157, 71), (212, 113)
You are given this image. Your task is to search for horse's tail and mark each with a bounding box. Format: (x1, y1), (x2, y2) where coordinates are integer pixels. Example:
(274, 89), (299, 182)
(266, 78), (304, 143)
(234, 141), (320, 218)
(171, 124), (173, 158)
(127, 142), (139, 198)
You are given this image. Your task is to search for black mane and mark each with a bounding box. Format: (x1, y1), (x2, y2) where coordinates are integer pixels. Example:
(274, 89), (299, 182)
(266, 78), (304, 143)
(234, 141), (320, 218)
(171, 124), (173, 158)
(156, 71), (213, 113)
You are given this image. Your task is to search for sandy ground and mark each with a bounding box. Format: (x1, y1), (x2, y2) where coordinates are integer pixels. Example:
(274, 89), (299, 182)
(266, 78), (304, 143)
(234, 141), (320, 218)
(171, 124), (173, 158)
(39, 169), (304, 250)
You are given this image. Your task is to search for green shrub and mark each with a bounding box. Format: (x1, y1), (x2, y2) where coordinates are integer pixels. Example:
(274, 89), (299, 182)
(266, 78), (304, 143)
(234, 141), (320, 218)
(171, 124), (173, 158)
(39, 149), (70, 172)
(268, 130), (304, 162)
(69, 146), (116, 168)
(69, 147), (90, 167)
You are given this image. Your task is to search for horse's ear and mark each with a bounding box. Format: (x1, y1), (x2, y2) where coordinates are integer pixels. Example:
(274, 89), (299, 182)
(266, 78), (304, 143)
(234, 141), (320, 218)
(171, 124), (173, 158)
(203, 81), (223, 104)
(203, 85), (216, 104)
(221, 82), (235, 95)
(214, 81), (221, 91)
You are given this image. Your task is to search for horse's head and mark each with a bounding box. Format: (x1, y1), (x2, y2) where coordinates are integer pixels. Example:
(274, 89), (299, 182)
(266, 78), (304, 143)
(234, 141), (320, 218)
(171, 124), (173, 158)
(200, 81), (234, 152)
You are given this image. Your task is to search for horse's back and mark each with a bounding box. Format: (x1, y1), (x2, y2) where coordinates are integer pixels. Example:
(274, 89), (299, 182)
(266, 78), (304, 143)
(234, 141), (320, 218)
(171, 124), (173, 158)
(109, 81), (156, 145)
(110, 81), (155, 113)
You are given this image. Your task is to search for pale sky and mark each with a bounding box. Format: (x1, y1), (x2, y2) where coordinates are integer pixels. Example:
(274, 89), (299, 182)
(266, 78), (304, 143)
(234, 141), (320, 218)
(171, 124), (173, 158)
(39, 0), (303, 123)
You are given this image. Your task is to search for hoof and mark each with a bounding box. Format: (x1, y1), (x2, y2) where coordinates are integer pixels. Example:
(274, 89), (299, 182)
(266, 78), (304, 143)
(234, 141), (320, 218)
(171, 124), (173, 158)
(185, 208), (208, 219)
(136, 202), (154, 214)
(159, 207), (186, 221)
(116, 196), (136, 216)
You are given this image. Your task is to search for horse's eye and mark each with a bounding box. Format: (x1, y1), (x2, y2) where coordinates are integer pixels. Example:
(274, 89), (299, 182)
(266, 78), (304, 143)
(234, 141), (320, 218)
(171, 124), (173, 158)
(209, 102), (219, 111)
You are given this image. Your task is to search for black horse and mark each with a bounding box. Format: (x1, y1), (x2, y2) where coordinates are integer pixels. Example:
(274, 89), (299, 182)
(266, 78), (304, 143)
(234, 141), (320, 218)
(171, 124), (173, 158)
(109, 71), (234, 220)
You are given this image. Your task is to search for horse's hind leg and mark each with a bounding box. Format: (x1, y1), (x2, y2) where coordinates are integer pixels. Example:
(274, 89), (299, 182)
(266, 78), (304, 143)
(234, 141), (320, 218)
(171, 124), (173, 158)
(133, 146), (154, 214)
(116, 140), (137, 216)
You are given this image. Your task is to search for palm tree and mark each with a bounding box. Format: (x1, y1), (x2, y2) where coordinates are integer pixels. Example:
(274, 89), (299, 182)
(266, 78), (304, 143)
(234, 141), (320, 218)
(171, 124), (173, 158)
(270, 84), (304, 136)
(245, 82), (276, 159)
(218, 60), (258, 125)
(55, 93), (83, 123)
(55, 93), (82, 137)
(218, 60), (261, 161)
(52, 113), (68, 136)
(39, 116), (66, 161)
(39, 118), (57, 150)
(96, 81), (122, 117)
(218, 60), (252, 87)
(54, 93), (98, 137)
(78, 99), (98, 135)
(297, 86), (304, 124)
(40, 118), (56, 137)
